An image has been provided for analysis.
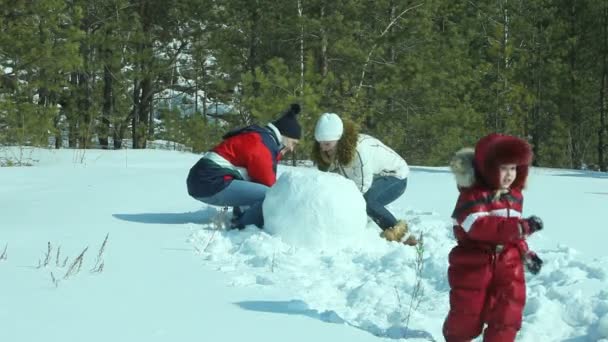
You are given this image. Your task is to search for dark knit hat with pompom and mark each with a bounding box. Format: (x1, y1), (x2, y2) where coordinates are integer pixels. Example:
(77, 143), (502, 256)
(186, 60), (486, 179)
(272, 103), (302, 139)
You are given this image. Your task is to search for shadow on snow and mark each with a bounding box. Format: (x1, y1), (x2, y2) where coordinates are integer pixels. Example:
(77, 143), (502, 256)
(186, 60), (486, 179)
(236, 299), (437, 341)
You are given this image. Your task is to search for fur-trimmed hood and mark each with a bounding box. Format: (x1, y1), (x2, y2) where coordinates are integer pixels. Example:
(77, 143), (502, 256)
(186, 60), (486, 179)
(450, 133), (533, 190)
(450, 147), (476, 189)
(311, 119), (359, 170)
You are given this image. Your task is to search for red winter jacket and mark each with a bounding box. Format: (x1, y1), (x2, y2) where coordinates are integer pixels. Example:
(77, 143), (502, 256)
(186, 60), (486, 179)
(187, 124), (283, 198)
(443, 134), (533, 342)
(451, 187), (528, 252)
(212, 130), (281, 187)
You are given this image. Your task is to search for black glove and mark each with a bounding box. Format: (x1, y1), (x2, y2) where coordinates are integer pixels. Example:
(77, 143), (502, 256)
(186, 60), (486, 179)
(524, 252), (543, 275)
(521, 215), (543, 236)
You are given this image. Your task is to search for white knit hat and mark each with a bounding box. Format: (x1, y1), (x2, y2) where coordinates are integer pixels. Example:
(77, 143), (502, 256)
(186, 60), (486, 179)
(314, 113), (344, 141)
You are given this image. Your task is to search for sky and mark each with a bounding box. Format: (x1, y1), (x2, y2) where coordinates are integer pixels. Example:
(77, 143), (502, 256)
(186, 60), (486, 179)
(1, 146), (607, 342)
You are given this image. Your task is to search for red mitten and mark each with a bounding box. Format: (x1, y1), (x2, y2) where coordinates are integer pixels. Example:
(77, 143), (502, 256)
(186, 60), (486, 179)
(520, 215), (543, 237)
(524, 251), (543, 275)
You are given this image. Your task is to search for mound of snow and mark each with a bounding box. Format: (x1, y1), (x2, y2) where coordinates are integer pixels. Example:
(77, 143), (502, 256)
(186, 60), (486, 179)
(599, 313), (608, 338)
(263, 168), (371, 251)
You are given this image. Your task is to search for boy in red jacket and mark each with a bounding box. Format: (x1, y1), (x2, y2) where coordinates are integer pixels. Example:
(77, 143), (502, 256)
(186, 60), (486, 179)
(187, 104), (301, 229)
(443, 133), (544, 342)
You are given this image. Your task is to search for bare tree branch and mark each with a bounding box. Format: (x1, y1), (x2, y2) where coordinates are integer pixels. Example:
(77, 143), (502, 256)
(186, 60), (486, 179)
(356, 3), (424, 97)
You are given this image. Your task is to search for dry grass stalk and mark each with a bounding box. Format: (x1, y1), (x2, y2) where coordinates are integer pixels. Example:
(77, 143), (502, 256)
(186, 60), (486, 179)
(270, 251), (276, 273)
(55, 246), (61, 266)
(404, 232), (425, 332)
(0, 243), (7, 261)
(50, 272), (59, 287)
(76, 257), (84, 273)
(91, 233), (109, 272)
(92, 261), (104, 273)
(43, 241), (52, 267)
(202, 230), (218, 253)
(64, 246), (88, 279)
(96, 233), (109, 260)
(212, 207), (230, 230)
(394, 286), (402, 309)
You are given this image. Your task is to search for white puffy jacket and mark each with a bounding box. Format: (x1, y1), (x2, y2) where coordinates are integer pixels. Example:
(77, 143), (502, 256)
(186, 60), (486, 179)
(328, 134), (409, 193)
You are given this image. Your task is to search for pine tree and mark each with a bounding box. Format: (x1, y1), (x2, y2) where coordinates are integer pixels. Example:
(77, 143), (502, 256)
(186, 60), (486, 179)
(0, 0), (82, 148)
(599, 0), (608, 171)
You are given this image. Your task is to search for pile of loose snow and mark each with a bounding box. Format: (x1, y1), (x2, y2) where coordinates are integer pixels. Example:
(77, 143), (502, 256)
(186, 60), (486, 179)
(598, 313), (608, 338)
(263, 168), (375, 252)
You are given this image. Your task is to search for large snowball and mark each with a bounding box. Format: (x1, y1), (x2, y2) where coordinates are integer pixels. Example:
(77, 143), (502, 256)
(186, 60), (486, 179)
(263, 168), (369, 251)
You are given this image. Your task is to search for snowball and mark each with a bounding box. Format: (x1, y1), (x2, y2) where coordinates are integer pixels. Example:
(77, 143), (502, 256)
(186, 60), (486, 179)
(263, 168), (370, 251)
(598, 313), (608, 338)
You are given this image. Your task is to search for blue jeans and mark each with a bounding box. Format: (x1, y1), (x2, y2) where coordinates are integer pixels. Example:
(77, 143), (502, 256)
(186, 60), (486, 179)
(363, 176), (407, 230)
(195, 180), (268, 228)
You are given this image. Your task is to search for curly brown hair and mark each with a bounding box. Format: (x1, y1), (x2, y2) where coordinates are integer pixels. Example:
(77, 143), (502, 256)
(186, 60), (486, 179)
(311, 119), (359, 170)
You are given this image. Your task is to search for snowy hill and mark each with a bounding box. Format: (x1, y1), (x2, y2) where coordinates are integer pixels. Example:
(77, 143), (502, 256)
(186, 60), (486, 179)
(1, 147), (607, 342)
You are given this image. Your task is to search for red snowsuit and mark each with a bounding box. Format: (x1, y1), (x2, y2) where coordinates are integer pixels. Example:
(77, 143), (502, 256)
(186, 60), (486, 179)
(443, 134), (533, 342)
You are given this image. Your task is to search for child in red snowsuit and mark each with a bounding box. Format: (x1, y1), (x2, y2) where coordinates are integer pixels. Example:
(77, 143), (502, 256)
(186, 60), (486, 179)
(443, 133), (544, 342)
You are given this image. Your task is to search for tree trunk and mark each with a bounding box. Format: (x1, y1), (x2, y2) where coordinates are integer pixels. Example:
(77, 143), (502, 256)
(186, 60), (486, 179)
(600, 4), (608, 171)
(113, 121), (125, 149)
(195, 63), (200, 115)
(384, 2), (397, 128)
(53, 110), (62, 149)
(100, 62), (113, 149)
(147, 79), (154, 141)
(530, 14), (544, 166)
(67, 72), (79, 148)
(77, 6), (93, 150)
(568, 3), (580, 169)
(532, 59), (543, 166)
(201, 61), (207, 118)
(247, 2), (260, 76)
(77, 71), (91, 149)
(131, 78), (141, 149)
(320, 5), (328, 77)
(502, 0), (510, 130)
(99, 25), (115, 150)
(131, 0), (154, 149)
(131, 67), (152, 149)
(298, 0), (304, 97)
(292, 0), (305, 167)
(140, 74), (153, 148)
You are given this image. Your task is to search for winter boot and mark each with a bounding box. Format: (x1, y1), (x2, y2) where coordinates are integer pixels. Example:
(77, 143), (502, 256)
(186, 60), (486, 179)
(381, 220), (407, 241)
(381, 220), (418, 246)
(232, 206), (243, 220)
(227, 206), (245, 230)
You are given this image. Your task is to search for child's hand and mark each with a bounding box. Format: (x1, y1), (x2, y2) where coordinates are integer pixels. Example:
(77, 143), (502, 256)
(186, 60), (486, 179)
(527, 215), (544, 232)
(521, 215), (543, 236)
(524, 251), (543, 275)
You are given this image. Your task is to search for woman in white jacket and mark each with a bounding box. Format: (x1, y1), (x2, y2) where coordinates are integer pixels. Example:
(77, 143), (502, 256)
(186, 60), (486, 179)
(311, 113), (417, 245)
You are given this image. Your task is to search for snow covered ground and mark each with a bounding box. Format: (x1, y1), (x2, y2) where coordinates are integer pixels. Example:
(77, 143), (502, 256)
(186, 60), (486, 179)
(1, 147), (608, 341)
